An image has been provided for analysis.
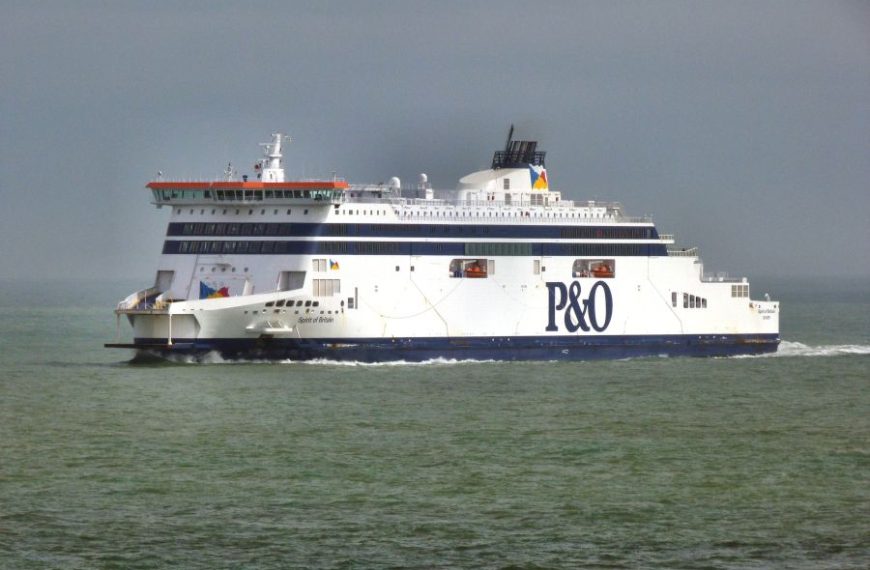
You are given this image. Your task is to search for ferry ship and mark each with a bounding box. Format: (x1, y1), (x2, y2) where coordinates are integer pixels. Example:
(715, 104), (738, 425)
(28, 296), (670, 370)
(107, 129), (780, 361)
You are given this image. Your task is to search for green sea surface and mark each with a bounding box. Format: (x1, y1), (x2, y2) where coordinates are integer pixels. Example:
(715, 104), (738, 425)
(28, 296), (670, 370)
(0, 277), (867, 569)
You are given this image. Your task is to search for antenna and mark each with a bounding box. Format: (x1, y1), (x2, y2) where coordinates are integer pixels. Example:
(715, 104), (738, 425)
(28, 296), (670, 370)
(504, 124), (514, 152)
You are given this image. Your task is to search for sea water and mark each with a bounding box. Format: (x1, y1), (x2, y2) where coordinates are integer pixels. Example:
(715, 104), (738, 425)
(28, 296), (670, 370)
(0, 277), (867, 568)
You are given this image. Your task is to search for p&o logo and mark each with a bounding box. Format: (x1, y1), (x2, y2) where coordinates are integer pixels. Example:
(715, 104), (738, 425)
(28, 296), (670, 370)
(545, 281), (613, 333)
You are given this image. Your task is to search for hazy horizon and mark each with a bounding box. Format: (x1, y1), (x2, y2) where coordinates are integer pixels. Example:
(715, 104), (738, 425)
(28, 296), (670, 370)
(2, 0), (868, 282)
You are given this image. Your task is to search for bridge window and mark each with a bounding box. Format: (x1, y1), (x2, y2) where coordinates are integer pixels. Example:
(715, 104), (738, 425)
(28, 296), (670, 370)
(312, 279), (340, 296)
(731, 284), (749, 298)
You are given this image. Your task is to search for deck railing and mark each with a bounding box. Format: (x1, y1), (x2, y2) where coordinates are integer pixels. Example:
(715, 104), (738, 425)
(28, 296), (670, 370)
(667, 247), (699, 257)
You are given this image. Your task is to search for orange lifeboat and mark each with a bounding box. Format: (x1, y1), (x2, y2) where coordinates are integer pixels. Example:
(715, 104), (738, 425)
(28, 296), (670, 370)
(465, 263), (487, 278)
(592, 264), (614, 278)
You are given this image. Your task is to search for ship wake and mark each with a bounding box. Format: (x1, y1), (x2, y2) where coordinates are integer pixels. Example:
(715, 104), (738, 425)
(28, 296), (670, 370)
(159, 352), (497, 366)
(731, 340), (870, 359)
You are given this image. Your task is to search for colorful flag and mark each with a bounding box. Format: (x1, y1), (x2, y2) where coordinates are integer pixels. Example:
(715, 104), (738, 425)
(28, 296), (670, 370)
(529, 165), (549, 190)
(200, 282), (230, 299)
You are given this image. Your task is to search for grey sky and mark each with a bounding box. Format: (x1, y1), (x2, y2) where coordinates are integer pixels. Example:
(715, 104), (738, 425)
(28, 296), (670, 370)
(2, 0), (868, 281)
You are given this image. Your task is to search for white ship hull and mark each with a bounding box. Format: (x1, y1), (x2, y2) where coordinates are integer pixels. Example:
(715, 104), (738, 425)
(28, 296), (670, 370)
(108, 131), (779, 361)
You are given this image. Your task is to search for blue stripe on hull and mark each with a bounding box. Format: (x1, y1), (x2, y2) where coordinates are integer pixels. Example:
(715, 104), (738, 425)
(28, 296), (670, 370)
(129, 334), (780, 362)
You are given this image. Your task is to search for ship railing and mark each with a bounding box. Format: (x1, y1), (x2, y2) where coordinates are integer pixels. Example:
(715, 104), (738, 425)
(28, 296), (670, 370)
(659, 234), (675, 241)
(392, 210), (650, 224)
(667, 247), (699, 257)
(370, 196), (628, 211)
(116, 287), (161, 311)
(701, 273), (746, 283)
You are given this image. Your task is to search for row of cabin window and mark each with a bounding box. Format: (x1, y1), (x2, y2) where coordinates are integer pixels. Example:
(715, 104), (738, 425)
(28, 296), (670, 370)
(171, 241), (404, 255)
(399, 210), (609, 219)
(671, 292), (708, 309)
(559, 227), (654, 239)
(171, 222), (653, 239)
(166, 240), (656, 257)
(177, 207), (309, 216)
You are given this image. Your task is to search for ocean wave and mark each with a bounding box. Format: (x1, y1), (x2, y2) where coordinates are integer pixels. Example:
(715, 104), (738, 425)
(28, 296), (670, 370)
(294, 357), (498, 367)
(732, 341), (870, 359)
(162, 351), (495, 366)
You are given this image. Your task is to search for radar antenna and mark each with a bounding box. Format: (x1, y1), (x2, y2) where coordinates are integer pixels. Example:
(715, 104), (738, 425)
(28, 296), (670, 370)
(224, 162), (235, 181)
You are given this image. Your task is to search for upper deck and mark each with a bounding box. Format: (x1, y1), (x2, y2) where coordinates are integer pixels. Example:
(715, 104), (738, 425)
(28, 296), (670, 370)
(145, 130), (653, 225)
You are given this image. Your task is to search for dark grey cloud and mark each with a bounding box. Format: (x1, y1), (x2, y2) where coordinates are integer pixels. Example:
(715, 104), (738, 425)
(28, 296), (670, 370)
(1, 0), (868, 280)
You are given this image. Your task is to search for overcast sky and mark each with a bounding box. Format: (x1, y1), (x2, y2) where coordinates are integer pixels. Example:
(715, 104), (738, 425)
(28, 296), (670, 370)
(1, 0), (868, 282)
